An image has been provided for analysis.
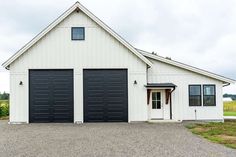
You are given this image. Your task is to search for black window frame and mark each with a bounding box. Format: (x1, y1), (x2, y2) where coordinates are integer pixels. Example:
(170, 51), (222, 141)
(189, 85), (202, 106)
(203, 84), (216, 106)
(71, 27), (85, 40)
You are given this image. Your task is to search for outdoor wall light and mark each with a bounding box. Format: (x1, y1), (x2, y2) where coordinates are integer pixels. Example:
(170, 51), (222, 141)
(134, 80), (137, 85)
(19, 81), (23, 85)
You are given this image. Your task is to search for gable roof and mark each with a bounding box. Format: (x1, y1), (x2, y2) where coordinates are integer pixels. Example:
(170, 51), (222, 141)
(137, 49), (236, 84)
(2, 2), (152, 69)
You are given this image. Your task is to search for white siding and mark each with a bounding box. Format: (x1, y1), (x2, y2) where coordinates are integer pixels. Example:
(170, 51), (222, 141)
(9, 11), (148, 123)
(148, 58), (224, 121)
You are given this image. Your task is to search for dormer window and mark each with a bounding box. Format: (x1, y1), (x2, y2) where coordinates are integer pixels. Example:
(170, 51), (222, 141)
(71, 27), (85, 40)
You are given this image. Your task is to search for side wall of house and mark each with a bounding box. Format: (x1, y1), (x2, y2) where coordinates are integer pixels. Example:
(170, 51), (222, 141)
(147, 58), (223, 121)
(9, 10), (148, 123)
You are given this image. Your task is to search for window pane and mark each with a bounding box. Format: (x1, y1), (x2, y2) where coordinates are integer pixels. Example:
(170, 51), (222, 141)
(204, 85), (215, 95)
(189, 86), (201, 95)
(152, 92), (157, 101)
(152, 92), (160, 101)
(204, 96), (215, 106)
(72, 27), (84, 40)
(152, 101), (157, 109)
(189, 96), (201, 106)
(156, 92), (161, 101)
(156, 101), (161, 109)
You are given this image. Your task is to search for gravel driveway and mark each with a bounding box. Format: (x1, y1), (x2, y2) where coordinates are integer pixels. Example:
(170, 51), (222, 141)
(0, 120), (235, 157)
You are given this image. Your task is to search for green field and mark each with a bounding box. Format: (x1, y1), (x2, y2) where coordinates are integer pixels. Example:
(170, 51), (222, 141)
(0, 100), (8, 105)
(224, 101), (236, 116)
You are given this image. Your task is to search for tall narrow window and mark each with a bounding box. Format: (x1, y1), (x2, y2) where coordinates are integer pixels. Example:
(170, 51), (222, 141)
(152, 92), (161, 109)
(189, 85), (201, 106)
(71, 27), (85, 40)
(203, 85), (216, 106)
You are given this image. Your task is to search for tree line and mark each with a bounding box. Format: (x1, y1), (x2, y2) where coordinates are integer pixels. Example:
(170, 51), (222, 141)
(0, 92), (9, 100)
(223, 94), (236, 100)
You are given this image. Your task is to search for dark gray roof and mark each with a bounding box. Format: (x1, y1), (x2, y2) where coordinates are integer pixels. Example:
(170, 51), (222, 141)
(145, 83), (176, 88)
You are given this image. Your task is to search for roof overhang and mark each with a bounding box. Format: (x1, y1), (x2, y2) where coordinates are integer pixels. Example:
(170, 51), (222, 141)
(145, 83), (177, 89)
(2, 2), (152, 69)
(138, 49), (236, 84)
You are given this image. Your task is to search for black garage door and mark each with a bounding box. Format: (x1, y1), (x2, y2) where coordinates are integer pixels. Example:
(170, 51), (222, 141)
(29, 70), (73, 123)
(83, 69), (128, 122)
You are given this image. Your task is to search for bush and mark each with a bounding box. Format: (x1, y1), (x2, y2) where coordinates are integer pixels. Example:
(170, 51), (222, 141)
(0, 103), (9, 117)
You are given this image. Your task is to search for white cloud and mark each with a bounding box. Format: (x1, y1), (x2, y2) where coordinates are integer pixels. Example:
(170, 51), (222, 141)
(0, 72), (9, 93)
(0, 0), (235, 93)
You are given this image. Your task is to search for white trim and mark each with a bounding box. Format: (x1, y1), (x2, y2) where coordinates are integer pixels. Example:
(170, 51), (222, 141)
(148, 120), (181, 123)
(2, 2), (152, 68)
(8, 121), (28, 124)
(138, 49), (236, 84)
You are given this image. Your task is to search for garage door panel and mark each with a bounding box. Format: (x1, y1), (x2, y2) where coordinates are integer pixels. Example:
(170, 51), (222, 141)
(53, 85), (72, 89)
(33, 108), (50, 111)
(33, 102), (50, 106)
(29, 70), (73, 123)
(106, 93), (125, 98)
(32, 78), (50, 82)
(107, 97), (125, 101)
(53, 105), (73, 109)
(87, 97), (104, 102)
(32, 95), (50, 99)
(33, 90), (50, 94)
(107, 108), (125, 112)
(84, 69), (128, 122)
(86, 105), (104, 111)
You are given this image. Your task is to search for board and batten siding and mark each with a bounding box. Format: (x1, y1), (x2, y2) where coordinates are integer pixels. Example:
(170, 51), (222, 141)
(9, 11), (148, 123)
(147, 58), (223, 121)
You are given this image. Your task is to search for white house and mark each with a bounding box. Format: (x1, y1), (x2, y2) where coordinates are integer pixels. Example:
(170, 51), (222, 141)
(223, 97), (233, 102)
(2, 2), (235, 123)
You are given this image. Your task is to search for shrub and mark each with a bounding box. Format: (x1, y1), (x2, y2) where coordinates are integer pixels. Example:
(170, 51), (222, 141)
(0, 103), (9, 117)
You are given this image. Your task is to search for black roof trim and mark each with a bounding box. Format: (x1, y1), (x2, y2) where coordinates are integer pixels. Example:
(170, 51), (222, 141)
(145, 83), (177, 88)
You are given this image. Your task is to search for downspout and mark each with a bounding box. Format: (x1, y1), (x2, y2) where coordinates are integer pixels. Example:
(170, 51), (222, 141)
(169, 86), (176, 120)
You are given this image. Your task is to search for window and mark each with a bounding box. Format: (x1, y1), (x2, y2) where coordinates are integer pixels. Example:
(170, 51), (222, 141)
(71, 27), (85, 40)
(152, 92), (161, 109)
(203, 85), (216, 106)
(189, 85), (201, 106)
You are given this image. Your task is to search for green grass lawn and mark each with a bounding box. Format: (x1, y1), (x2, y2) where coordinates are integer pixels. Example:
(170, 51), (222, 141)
(224, 112), (236, 116)
(224, 101), (236, 116)
(186, 121), (236, 149)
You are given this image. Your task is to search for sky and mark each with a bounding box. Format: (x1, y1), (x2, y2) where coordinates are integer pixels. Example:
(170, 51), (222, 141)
(0, 0), (236, 94)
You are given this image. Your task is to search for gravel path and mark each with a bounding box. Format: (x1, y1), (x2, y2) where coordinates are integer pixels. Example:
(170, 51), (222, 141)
(0, 120), (235, 157)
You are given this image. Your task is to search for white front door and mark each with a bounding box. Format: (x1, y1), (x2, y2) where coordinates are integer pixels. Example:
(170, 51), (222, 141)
(150, 91), (163, 119)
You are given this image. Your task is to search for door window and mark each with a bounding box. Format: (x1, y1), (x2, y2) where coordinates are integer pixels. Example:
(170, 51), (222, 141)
(152, 92), (161, 109)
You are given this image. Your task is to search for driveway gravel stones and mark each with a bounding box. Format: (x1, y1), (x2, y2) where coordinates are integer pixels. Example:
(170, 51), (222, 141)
(0, 121), (235, 157)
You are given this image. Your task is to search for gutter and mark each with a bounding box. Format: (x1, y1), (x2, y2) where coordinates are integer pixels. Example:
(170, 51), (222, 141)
(223, 83), (230, 87)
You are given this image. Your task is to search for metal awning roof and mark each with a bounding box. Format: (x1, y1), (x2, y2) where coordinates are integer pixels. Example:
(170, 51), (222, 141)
(145, 83), (177, 88)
